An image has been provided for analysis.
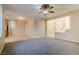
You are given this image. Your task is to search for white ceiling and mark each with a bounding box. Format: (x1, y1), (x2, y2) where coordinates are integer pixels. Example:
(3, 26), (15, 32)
(3, 4), (79, 20)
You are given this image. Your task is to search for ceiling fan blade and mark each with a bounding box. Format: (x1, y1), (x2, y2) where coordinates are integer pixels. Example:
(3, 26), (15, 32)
(49, 11), (54, 13)
(50, 6), (54, 9)
(42, 4), (50, 9)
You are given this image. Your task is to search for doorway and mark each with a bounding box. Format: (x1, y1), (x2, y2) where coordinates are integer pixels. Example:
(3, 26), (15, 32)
(4, 20), (16, 38)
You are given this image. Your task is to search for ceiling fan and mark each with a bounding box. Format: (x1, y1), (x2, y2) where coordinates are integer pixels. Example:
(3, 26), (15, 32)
(38, 4), (54, 15)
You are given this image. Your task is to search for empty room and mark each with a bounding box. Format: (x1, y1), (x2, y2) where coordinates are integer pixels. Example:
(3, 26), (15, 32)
(0, 4), (79, 55)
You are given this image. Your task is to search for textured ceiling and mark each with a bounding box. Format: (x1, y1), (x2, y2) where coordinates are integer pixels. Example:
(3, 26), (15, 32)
(3, 4), (79, 20)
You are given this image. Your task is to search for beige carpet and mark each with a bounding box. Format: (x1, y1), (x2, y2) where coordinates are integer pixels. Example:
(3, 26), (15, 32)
(2, 37), (79, 55)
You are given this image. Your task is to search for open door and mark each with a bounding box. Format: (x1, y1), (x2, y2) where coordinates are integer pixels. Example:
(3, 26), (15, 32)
(4, 20), (9, 38)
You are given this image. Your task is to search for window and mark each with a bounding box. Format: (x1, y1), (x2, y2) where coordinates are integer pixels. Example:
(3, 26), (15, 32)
(56, 16), (70, 33)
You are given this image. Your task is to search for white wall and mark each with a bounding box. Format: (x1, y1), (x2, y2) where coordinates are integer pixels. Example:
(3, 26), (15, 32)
(40, 19), (45, 37)
(25, 18), (46, 38)
(55, 9), (79, 43)
(0, 5), (5, 54)
(30, 19), (45, 38)
(32, 19), (42, 38)
(25, 19), (34, 36)
(13, 20), (26, 36)
(47, 20), (56, 38)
